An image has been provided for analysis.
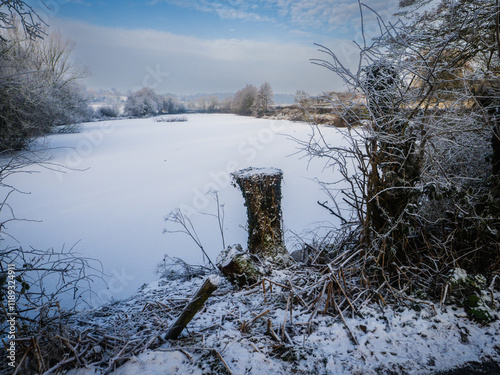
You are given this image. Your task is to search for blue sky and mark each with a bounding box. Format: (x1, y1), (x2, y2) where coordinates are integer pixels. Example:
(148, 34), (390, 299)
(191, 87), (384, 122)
(33, 0), (398, 95)
(51, 0), (357, 41)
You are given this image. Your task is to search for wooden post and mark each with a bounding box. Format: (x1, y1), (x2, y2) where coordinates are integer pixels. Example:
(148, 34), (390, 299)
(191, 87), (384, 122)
(232, 167), (288, 262)
(164, 275), (219, 340)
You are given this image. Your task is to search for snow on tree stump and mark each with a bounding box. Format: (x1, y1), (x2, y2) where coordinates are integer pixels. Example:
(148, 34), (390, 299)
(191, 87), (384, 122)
(232, 167), (289, 263)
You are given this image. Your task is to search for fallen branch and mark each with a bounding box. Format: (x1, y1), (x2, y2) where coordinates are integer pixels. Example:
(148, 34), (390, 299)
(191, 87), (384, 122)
(164, 275), (220, 340)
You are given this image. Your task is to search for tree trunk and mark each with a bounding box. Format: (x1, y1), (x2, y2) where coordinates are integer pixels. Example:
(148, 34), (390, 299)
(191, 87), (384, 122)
(232, 167), (288, 263)
(363, 63), (422, 266)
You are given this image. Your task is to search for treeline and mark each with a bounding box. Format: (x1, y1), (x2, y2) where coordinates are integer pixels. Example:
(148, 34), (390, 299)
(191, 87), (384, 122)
(123, 82), (275, 118)
(182, 82), (275, 116)
(0, 27), (92, 151)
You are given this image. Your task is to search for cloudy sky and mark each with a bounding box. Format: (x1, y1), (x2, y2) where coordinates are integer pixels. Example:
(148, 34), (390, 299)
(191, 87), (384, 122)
(35, 0), (398, 95)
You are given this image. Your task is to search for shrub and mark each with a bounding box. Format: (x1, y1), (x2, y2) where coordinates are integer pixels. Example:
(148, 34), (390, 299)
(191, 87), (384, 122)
(0, 28), (91, 151)
(97, 105), (120, 118)
(124, 88), (185, 118)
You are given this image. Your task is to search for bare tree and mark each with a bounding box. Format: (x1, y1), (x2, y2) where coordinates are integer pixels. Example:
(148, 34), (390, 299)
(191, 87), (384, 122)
(204, 95), (220, 113)
(232, 84), (258, 115)
(294, 90), (310, 108)
(0, 6), (103, 368)
(0, 26), (91, 151)
(252, 82), (274, 117)
(0, 0), (46, 42)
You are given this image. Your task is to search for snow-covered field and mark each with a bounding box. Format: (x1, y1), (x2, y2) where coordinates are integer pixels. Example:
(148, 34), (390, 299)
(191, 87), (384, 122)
(1, 114), (345, 306)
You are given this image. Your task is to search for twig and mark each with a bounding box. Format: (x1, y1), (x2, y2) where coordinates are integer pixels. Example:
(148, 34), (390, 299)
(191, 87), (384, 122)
(179, 349), (193, 360)
(164, 209), (217, 271)
(284, 330), (294, 346)
(41, 357), (76, 375)
(266, 319), (281, 342)
(215, 350), (233, 375)
(262, 278), (290, 290)
(332, 297), (358, 346)
(104, 340), (131, 374)
(241, 309), (271, 333)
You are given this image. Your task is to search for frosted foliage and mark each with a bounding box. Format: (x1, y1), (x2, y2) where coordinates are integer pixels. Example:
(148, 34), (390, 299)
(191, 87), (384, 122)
(423, 120), (491, 183)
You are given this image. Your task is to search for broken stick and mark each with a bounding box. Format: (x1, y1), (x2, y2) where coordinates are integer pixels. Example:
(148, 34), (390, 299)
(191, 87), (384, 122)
(165, 275), (220, 340)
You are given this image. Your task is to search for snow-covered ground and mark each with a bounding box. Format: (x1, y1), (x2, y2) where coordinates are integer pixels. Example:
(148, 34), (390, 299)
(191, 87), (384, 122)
(1, 114), (347, 306)
(63, 272), (500, 375)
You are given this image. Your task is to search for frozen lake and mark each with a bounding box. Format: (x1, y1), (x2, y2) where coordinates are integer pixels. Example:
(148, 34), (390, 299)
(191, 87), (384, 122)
(1, 114), (345, 306)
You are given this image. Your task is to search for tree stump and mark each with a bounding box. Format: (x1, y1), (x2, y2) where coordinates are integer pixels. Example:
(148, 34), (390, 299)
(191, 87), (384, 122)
(232, 167), (289, 263)
(216, 244), (262, 287)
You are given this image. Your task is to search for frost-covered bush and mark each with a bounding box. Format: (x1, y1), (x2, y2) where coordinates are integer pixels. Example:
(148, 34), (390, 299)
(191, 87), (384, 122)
(303, 0), (500, 300)
(0, 28), (91, 151)
(124, 88), (159, 117)
(124, 88), (185, 118)
(447, 268), (496, 322)
(97, 105), (120, 118)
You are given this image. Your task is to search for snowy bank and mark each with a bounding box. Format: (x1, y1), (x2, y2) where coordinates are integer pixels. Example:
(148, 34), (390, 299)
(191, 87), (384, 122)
(63, 269), (499, 375)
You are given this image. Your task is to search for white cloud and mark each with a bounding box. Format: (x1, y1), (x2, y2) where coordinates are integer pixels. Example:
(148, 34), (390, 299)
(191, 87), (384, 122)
(151, 0), (273, 23)
(51, 18), (358, 94)
(274, 0), (399, 34)
(213, 6), (268, 22)
(153, 0), (398, 34)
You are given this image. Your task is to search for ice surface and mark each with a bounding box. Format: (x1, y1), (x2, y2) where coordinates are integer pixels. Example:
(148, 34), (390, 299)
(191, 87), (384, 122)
(0, 114), (350, 305)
